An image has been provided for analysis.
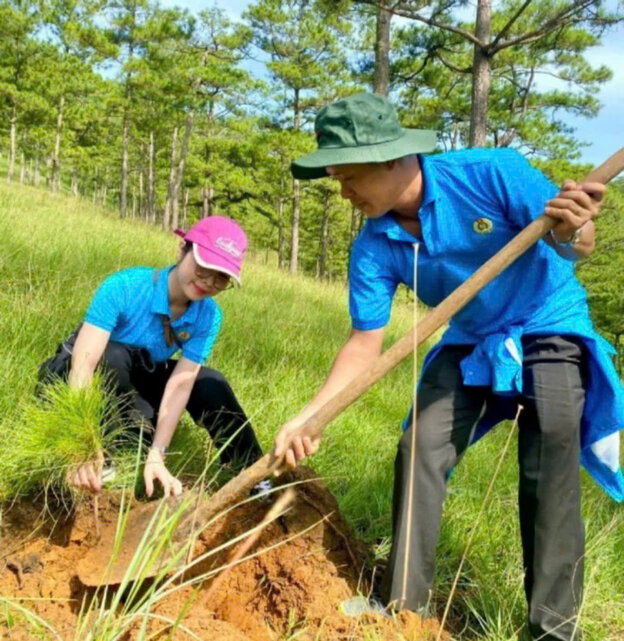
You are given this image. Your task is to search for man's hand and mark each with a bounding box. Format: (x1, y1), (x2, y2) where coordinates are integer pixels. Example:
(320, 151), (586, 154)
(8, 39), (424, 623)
(273, 328), (384, 473)
(545, 180), (605, 242)
(144, 448), (183, 497)
(274, 414), (322, 472)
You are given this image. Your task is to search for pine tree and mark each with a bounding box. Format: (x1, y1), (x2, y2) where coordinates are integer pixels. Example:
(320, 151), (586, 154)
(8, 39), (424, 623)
(245, 0), (352, 275)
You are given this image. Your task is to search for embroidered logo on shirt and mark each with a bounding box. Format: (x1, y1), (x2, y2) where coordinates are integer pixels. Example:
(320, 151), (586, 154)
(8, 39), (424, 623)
(177, 331), (190, 340)
(216, 237), (242, 258)
(473, 217), (494, 234)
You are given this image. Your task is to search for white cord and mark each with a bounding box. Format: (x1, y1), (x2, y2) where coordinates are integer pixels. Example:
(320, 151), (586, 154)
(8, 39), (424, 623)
(400, 241), (420, 607)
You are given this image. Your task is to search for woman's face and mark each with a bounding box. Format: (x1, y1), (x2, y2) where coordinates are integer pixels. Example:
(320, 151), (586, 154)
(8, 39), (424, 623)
(176, 250), (232, 301)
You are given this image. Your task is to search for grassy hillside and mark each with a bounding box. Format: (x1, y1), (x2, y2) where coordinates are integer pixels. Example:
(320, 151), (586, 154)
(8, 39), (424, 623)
(0, 181), (622, 640)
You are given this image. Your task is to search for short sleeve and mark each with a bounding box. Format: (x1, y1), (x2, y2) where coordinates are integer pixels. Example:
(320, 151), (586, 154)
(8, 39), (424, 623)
(182, 304), (222, 364)
(349, 234), (398, 331)
(492, 149), (559, 227)
(84, 273), (126, 332)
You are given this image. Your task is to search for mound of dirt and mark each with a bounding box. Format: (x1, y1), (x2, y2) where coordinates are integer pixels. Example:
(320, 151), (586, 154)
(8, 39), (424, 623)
(0, 468), (445, 641)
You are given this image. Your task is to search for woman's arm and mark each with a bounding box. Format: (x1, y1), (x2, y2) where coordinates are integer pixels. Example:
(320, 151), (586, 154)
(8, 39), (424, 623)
(64, 323), (111, 492)
(144, 356), (201, 497)
(68, 322), (111, 388)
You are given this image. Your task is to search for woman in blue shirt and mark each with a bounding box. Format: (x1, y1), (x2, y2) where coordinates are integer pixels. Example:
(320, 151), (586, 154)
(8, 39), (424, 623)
(39, 216), (264, 498)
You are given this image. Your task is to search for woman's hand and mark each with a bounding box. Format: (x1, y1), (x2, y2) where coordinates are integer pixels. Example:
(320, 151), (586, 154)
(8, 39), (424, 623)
(144, 448), (183, 497)
(67, 459), (103, 493)
(66, 450), (105, 493)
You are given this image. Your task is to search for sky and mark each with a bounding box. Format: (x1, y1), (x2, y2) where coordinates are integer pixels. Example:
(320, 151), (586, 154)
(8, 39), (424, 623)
(168, 0), (623, 167)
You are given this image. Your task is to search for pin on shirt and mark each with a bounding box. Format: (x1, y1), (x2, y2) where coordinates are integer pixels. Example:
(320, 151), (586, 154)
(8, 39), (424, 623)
(473, 217), (494, 234)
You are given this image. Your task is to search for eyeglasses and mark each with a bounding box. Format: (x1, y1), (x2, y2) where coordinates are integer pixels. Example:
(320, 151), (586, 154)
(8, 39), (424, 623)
(193, 263), (233, 290)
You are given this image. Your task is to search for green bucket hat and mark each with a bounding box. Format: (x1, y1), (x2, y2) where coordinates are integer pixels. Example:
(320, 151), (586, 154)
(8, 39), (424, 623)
(291, 92), (437, 180)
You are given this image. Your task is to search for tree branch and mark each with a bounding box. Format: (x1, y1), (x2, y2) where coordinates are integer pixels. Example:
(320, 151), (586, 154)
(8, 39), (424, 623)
(490, 0), (595, 54)
(490, 0), (533, 50)
(357, 0), (483, 47)
(437, 51), (472, 74)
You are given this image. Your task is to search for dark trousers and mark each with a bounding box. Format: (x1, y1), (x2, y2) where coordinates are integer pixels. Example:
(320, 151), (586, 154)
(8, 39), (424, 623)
(38, 339), (263, 472)
(381, 335), (586, 641)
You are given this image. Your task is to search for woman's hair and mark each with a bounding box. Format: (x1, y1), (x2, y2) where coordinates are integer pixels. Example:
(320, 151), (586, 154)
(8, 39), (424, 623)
(176, 240), (193, 265)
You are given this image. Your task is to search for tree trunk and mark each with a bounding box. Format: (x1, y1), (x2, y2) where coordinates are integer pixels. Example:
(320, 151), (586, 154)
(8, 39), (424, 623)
(450, 125), (460, 150)
(290, 178), (300, 275)
(277, 199), (285, 270)
(7, 105), (16, 183)
(202, 186), (209, 217)
(290, 87), (301, 275)
(163, 126), (179, 230)
(171, 110), (195, 231)
(469, 0), (491, 147)
(138, 169), (144, 218)
(51, 95), (65, 194)
(92, 166), (98, 204)
(200, 185), (215, 216)
(131, 186), (136, 218)
(34, 156), (40, 186)
(319, 191), (331, 280)
(374, 1), (391, 96)
(120, 113), (129, 216)
(102, 168), (108, 206)
(148, 130), (155, 223)
(183, 188), (189, 226)
(19, 151), (26, 184)
(71, 167), (78, 197)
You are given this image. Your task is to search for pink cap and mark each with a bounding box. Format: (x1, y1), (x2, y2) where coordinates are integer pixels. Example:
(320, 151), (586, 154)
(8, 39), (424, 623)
(174, 216), (247, 285)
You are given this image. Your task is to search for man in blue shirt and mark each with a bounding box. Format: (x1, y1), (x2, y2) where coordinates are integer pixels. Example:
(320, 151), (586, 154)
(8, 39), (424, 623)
(274, 93), (623, 641)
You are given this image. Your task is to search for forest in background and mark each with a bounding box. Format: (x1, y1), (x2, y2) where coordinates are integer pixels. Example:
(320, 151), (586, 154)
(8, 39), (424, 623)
(2, 0), (624, 365)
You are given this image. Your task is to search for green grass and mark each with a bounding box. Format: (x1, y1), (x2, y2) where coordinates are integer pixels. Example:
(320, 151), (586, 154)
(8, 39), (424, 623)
(0, 180), (623, 640)
(0, 374), (120, 504)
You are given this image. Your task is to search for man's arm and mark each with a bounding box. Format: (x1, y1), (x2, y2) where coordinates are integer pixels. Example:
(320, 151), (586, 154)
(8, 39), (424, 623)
(144, 356), (201, 497)
(274, 327), (385, 469)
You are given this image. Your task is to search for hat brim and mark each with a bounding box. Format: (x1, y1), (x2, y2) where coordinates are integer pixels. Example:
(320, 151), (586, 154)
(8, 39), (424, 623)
(193, 245), (242, 286)
(291, 128), (437, 180)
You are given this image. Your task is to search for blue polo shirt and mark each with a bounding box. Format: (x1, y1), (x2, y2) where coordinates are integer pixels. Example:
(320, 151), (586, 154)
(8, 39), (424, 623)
(349, 148), (624, 501)
(84, 266), (222, 364)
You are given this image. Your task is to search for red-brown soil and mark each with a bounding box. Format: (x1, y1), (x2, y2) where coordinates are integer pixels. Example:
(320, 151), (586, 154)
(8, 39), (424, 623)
(0, 468), (445, 641)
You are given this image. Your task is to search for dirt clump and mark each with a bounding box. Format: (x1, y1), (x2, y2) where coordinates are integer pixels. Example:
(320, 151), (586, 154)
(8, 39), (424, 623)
(0, 468), (445, 641)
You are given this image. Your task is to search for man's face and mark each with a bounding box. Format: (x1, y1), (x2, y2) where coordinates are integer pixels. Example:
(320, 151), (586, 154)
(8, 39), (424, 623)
(326, 162), (397, 218)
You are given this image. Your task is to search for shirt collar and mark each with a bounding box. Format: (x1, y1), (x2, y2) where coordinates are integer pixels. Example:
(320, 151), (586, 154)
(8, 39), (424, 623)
(179, 296), (200, 324)
(150, 265), (202, 325)
(367, 154), (437, 244)
(419, 154), (438, 208)
(367, 214), (415, 242)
